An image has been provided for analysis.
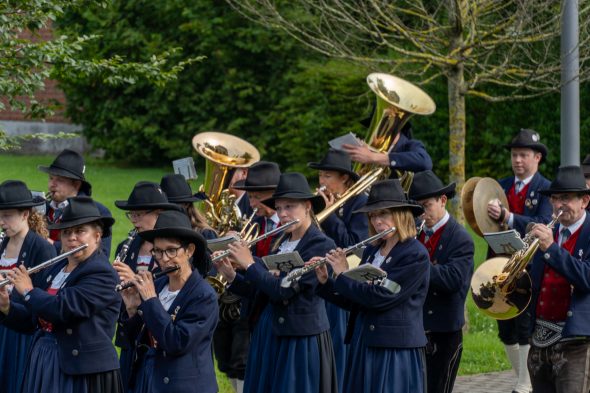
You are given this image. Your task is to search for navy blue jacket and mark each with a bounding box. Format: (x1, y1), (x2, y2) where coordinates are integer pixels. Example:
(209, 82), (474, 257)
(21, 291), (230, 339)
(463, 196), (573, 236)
(229, 224), (336, 336)
(499, 172), (552, 235)
(388, 134), (432, 174)
(318, 238), (430, 348)
(114, 235), (155, 349)
(121, 270), (219, 393)
(237, 193), (253, 218)
(529, 213), (590, 338)
(0, 251), (121, 375)
(320, 193), (369, 248)
(46, 195), (113, 257)
(421, 216), (474, 332)
(0, 230), (56, 288)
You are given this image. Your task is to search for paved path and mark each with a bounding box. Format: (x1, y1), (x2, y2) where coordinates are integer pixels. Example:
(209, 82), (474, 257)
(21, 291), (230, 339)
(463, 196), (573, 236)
(453, 370), (515, 393)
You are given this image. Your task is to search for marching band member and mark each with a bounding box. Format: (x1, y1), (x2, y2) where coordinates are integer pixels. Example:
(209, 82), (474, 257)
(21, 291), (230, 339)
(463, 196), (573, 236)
(582, 154), (590, 189)
(409, 171), (474, 393)
(314, 179), (430, 393)
(0, 180), (57, 393)
(215, 173), (338, 393)
(112, 181), (178, 391)
(341, 122), (433, 176)
(487, 129), (552, 393)
(308, 148), (369, 392)
(160, 174), (218, 241)
(38, 149), (113, 256)
(217, 160), (281, 393)
(528, 166), (590, 392)
(117, 210), (218, 393)
(0, 196), (122, 393)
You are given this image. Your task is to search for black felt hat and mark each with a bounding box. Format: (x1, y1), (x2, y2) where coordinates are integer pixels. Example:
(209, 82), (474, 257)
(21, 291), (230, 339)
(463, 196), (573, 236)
(262, 173), (325, 213)
(115, 181), (178, 211)
(504, 129), (548, 160)
(539, 166), (590, 196)
(38, 149), (92, 195)
(139, 210), (207, 264)
(582, 154), (590, 177)
(232, 161), (281, 191)
(47, 196), (115, 238)
(353, 179), (423, 216)
(160, 174), (205, 203)
(0, 180), (45, 210)
(307, 149), (360, 181)
(408, 170), (456, 201)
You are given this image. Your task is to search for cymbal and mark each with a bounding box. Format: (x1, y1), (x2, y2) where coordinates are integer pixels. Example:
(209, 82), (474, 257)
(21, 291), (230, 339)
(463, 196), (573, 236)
(472, 177), (509, 236)
(461, 177), (481, 236)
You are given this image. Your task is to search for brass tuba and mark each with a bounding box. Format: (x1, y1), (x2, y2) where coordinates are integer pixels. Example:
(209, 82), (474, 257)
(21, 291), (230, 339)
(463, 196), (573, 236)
(316, 73), (436, 223)
(192, 132), (260, 235)
(471, 210), (563, 320)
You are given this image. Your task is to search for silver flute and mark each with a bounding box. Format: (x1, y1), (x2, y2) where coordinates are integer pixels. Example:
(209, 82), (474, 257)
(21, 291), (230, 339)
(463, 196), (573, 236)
(0, 244), (88, 288)
(280, 227), (396, 288)
(211, 219), (300, 263)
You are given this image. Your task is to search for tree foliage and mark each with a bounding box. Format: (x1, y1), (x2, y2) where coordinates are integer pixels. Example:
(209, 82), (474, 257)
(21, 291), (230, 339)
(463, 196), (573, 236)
(0, 0), (197, 149)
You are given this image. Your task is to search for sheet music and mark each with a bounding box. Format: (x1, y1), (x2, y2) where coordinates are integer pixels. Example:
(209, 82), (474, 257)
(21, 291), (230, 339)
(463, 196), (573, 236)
(342, 264), (387, 282)
(262, 251), (305, 273)
(207, 234), (240, 253)
(328, 132), (362, 151)
(483, 229), (526, 255)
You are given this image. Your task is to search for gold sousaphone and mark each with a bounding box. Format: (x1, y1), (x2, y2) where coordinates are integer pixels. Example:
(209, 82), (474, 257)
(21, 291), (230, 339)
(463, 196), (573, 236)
(192, 131), (260, 235)
(316, 73), (436, 223)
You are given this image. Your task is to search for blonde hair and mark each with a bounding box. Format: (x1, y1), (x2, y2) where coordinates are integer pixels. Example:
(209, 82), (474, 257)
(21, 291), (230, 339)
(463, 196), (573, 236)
(185, 204), (218, 236)
(368, 207), (416, 242)
(26, 209), (49, 239)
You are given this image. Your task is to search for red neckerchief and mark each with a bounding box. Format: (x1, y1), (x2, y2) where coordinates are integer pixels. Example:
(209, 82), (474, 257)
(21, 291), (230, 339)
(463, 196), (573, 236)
(419, 223), (447, 261)
(507, 182), (531, 215)
(48, 207), (61, 242)
(535, 226), (581, 322)
(255, 219), (279, 257)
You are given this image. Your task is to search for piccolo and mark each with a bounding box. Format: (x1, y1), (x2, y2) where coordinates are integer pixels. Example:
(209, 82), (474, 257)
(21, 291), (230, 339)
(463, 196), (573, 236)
(115, 265), (180, 292)
(280, 227), (396, 288)
(0, 244), (88, 288)
(211, 219), (300, 263)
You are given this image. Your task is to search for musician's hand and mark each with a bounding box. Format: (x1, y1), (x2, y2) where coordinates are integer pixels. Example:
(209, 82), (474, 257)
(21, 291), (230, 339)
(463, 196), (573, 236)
(318, 188), (337, 209)
(120, 286), (141, 317)
(227, 241), (255, 270)
(212, 253), (236, 284)
(342, 143), (389, 166)
(113, 260), (136, 284)
(325, 248), (349, 276)
(487, 199), (509, 223)
(530, 223), (554, 252)
(8, 265), (33, 296)
(0, 286), (9, 315)
(134, 271), (157, 301)
(307, 257), (328, 284)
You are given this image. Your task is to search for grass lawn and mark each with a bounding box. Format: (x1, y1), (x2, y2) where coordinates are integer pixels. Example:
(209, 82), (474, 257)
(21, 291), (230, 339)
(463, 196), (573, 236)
(0, 153), (510, 390)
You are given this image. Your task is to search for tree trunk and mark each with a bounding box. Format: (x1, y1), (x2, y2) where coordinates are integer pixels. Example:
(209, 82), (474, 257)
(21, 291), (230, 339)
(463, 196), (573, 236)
(447, 66), (466, 224)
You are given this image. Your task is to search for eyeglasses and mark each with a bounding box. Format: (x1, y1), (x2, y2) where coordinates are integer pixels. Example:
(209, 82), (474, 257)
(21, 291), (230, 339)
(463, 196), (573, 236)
(150, 246), (184, 260)
(125, 210), (154, 220)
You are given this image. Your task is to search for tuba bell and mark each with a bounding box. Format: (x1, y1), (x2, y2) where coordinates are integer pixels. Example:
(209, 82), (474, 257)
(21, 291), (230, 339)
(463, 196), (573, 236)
(192, 132), (260, 235)
(316, 73), (436, 222)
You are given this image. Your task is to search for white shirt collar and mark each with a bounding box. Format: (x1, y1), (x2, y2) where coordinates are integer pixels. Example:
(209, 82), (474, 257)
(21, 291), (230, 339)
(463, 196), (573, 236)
(427, 211), (450, 234)
(515, 174), (535, 186)
(50, 199), (69, 210)
(268, 212), (280, 225)
(559, 211), (586, 237)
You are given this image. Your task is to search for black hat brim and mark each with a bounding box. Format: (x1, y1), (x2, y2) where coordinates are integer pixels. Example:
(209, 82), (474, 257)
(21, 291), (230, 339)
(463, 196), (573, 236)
(139, 227), (207, 263)
(0, 198), (45, 210)
(307, 162), (360, 182)
(166, 194), (207, 203)
(262, 193), (326, 214)
(539, 187), (590, 196)
(114, 201), (179, 211)
(353, 200), (424, 217)
(232, 179), (278, 191)
(48, 216), (115, 238)
(410, 182), (456, 201)
(504, 142), (548, 159)
(38, 165), (85, 181)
